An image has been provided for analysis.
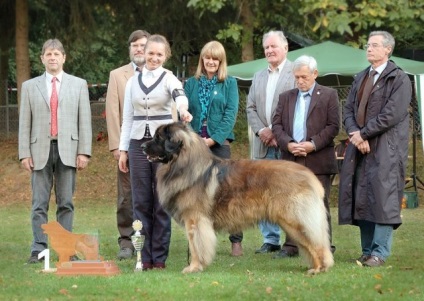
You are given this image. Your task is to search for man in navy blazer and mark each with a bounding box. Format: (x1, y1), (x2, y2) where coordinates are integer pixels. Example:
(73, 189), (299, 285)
(272, 55), (339, 257)
(19, 39), (92, 263)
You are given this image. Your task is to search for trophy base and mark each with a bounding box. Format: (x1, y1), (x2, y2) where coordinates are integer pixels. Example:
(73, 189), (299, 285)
(56, 260), (120, 276)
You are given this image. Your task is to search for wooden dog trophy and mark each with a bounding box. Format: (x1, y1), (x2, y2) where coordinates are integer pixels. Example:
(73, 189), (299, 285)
(41, 221), (120, 276)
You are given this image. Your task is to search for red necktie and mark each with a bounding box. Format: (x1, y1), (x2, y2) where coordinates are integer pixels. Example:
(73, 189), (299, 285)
(50, 77), (58, 136)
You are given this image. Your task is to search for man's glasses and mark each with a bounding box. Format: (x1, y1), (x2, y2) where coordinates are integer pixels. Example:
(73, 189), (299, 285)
(131, 43), (146, 49)
(364, 43), (384, 50)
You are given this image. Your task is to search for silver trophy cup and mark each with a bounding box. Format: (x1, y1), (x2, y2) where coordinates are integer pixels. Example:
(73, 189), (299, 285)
(131, 220), (144, 271)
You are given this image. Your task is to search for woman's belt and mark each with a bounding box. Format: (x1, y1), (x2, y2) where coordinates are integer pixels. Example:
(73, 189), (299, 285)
(133, 114), (172, 121)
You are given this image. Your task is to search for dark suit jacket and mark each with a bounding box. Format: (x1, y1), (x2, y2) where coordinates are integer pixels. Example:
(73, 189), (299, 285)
(272, 84), (340, 175)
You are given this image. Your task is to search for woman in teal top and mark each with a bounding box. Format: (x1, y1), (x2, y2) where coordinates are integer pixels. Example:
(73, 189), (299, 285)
(184, 40), (242, 256)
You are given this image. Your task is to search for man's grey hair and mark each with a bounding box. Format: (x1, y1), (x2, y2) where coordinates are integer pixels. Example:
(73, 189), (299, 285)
(369, 31), (395, 57)
(293, 55), (317, 73)
(41, 39), (65, 55)
(262, 30), (288, 48)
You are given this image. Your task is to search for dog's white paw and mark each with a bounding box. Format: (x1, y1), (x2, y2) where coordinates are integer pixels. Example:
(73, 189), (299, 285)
(306, 267), (320, 275)
(182, 264), (203, 273)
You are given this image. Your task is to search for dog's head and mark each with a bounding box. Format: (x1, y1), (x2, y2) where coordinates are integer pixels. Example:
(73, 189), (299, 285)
(41, 221), (63, 234)
(141, 122), (188, 163)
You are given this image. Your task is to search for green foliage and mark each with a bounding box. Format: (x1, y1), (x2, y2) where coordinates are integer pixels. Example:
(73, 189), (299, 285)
(299, 0), (424, 48)
(188, 0), (227, 14)
(217, 23), (244, 42)
(5, 0), (424, 87)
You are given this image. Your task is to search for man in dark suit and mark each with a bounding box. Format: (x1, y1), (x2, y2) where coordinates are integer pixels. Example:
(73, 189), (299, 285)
(19, 38), (92, 263)
(272, 55), (339, 257)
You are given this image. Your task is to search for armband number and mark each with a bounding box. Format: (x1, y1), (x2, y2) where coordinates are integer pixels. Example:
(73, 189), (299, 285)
(172, 89), (186, 100)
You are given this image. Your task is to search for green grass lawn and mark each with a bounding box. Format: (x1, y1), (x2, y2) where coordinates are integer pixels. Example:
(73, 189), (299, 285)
(0, 199), (423, 301)
(1, 136), (423, 301)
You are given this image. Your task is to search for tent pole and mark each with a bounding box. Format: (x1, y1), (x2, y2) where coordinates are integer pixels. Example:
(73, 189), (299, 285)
(406, 95), (424, 192)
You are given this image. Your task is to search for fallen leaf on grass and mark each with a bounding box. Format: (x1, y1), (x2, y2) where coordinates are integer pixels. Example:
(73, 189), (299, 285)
(400, 266), (413, 270)
(373, 274), (383, 280)
(211, 281), (219, 286)
(374, 284), (383, 294)
(266, 287), (272, 294)
(59, 288), (69, 295)
(356, 260), (363, 267)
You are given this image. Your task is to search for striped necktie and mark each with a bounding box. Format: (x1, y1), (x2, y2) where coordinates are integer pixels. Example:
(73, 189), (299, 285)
(357, 70), (377, 127)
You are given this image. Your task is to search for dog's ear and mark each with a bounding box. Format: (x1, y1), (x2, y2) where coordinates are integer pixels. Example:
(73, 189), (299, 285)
(164, 139), (183, 154)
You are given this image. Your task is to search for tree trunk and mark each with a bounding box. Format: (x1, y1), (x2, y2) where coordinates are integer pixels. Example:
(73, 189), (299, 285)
(15, 0), (30, 110)
(239, 0), (254, 62)
(0, 0), (15, 106)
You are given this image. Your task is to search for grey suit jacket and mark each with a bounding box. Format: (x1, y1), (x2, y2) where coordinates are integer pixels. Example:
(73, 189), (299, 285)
(246, 60), (296, 158)
(19, 72), (92, 170)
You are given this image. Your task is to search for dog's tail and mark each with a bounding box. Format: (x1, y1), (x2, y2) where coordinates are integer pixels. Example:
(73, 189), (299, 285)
(191, 216), (217, 266)
(302, 175), (334, 270)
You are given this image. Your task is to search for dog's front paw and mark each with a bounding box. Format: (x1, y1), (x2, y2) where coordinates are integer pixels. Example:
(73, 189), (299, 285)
(182, 264), (203, 273)
(306, 267), (321, 275)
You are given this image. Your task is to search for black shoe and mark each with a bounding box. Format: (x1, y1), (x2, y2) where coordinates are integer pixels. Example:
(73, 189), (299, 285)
(255, 243), (280, 254)
(331, 245), (336, 254)
(272, 249), (298, 259)
(70, 255), (79, 261)
(117, 247), (134, 260)
(28, 251), (43, 264)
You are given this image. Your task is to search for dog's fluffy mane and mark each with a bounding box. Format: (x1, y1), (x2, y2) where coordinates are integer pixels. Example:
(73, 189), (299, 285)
(156, 124), (222, 206)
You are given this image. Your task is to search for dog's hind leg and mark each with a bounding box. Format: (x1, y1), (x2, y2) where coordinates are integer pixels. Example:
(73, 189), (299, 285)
(317, 247), (334, 273)
(303, 246), (334, 275)
(182, 215), (217, 273)
(298, 244), (325, 275)
(281, 226), (323, 274)
(278, 222), (332, 275)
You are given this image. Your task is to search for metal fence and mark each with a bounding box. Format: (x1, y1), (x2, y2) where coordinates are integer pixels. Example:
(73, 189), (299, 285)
(0, 82), (108, 141)
(0, 80), (420, 141)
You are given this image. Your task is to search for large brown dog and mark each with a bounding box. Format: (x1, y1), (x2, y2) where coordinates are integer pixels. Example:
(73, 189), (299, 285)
(142, 122), (334, 274)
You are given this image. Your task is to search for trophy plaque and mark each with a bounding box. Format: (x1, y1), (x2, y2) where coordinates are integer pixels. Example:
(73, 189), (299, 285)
(131, 220), (145, 271)
(41, 221), (120, 276)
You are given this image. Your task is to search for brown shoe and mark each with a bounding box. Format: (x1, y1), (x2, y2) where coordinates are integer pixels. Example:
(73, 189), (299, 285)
(231, 242), (243, 256)
(142, 262), (153, 271)
(363, 255), (385, 267)
(356, 254), (371, 264)
(153, 262), (166, 269)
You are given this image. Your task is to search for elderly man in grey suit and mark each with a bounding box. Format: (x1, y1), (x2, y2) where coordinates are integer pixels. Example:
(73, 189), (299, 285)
(106, 29), (150, 260)
(246, 30), (296, 255)
(19, 38), (92, 264)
